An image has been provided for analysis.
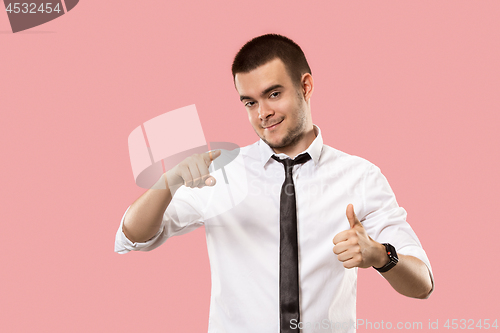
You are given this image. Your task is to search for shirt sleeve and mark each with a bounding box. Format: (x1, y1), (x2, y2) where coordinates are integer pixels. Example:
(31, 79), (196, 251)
(114, 186), (206, 254)
(359, 163), (434, 298)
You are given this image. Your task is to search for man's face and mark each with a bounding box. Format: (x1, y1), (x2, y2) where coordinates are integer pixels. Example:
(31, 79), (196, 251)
(234, 58), (310, 153)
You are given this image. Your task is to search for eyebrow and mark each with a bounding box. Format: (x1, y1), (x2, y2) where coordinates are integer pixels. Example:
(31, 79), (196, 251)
(239, 84), (284, 101)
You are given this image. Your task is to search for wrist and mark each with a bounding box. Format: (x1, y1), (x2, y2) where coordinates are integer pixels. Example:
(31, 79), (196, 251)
(373, 243), (399, 272)
(373, 242), (390, 269)
(164, 170), (182, 191)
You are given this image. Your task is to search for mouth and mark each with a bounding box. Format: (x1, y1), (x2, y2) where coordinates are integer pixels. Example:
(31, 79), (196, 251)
(263, 119), (283, 130)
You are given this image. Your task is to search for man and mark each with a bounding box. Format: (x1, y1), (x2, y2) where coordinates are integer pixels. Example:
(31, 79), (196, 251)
(115, 34), (434, 333)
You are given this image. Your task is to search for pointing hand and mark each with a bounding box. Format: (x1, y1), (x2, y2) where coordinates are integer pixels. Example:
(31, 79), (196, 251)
(165, 150), (222, 190)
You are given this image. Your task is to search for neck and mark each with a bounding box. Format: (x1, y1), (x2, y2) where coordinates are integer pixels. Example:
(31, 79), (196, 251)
(272, 125), (317, 159)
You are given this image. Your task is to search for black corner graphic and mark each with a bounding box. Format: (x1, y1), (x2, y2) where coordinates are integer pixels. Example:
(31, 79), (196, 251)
(3, 0), (79, 33)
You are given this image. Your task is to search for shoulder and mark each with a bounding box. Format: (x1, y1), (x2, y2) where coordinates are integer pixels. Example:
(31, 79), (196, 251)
(220, 140), (261, 167)
(239, 140), (260, 158)
(213, 141), (258, 163)
(319, 144), (380, 173)
(210, 140), (259, 176)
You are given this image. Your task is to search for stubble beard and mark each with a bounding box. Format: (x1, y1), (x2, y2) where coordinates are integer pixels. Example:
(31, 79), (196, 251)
(258, 93), (308, 151)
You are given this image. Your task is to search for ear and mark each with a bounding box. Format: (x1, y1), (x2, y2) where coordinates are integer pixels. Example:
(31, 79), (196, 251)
(301, 73), (314, 102)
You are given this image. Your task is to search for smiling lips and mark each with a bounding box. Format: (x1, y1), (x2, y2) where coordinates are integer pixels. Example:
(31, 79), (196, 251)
(264, 119), (283, 130)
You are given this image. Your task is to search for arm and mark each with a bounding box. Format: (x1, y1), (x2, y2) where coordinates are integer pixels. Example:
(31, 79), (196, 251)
(378, 253), (433, 299)
(121, 174), (173, 243)
(333, 204), (433, 299)
(122, 150), (221, 243)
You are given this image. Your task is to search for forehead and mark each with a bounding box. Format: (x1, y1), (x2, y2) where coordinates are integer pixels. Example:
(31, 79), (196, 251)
(234, 58), (293, 96)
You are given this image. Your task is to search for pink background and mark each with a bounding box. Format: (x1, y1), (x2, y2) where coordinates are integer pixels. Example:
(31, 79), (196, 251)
(1, 1), (499, 332)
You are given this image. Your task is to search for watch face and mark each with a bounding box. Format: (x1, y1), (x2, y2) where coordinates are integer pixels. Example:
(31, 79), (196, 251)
(373, 244), (398, 272)
(386, 245), (398, 266)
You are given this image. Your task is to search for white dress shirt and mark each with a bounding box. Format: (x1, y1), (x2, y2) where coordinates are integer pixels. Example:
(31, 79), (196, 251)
(115, 125), (434, 333)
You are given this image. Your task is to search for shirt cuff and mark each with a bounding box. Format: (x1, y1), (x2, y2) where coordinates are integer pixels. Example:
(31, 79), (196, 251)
(114, 206), (164, 254)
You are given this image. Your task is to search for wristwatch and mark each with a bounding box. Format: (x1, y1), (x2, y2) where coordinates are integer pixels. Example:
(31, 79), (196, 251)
(373, 243), (399, 273)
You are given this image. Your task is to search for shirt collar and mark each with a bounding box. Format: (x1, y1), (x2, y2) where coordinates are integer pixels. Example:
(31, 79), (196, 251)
(258, 124), (323, 169)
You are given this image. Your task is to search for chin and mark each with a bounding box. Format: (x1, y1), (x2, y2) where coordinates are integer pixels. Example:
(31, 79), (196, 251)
(266, 137), (288, 149)
(257, 128), (289, 149)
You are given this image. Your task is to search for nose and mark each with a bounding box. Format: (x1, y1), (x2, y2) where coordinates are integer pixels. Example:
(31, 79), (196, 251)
(258, 101), (274, 120)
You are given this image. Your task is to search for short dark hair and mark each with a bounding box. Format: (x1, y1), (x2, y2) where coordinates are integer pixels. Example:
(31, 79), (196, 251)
(232, 34), (311, 87)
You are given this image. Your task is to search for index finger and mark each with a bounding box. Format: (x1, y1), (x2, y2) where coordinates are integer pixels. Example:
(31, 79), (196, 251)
(332, 230), (350, 245)
(204, 149), (221, 165)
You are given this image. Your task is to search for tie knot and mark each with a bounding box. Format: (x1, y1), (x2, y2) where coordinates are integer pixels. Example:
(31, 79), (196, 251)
(272, 153), (311, 173)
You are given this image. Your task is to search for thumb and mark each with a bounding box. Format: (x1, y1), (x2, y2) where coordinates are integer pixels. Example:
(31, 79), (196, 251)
(204, 176), (216, 186)
(346, 204), (361, 228)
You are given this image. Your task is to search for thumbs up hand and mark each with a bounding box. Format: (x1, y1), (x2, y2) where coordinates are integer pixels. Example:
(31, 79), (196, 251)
(332, 204), (389, 269)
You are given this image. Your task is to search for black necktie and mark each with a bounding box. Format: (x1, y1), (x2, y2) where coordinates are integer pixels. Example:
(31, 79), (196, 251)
(272, 152), (312, 332)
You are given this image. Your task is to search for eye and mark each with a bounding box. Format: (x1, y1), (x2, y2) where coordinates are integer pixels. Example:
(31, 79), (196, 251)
(270, 91), (280, 98)
(244, 101), (255, 107)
